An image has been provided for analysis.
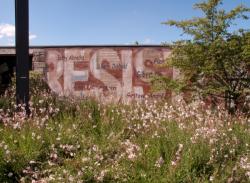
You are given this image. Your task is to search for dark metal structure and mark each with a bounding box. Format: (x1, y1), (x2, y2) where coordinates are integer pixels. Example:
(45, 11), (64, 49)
(15, 0), (30, 111)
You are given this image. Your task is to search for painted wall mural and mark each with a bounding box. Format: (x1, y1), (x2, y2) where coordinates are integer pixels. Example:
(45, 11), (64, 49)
(46, 47), (172, 102)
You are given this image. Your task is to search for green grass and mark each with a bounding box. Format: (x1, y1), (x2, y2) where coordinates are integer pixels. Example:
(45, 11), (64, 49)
(0, 72), (249, 182)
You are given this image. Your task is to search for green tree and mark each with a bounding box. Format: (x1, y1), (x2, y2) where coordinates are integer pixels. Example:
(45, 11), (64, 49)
(159, 0), (250, 113)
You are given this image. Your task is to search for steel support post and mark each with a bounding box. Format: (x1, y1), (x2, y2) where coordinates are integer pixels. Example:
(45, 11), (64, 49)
(15, 0), (30, 112)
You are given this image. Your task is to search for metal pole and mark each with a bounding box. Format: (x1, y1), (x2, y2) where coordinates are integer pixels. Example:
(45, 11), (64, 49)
(15, 0), (30, 113)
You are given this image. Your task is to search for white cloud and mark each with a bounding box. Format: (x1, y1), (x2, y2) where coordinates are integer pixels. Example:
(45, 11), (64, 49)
(0, 23), (37, 41)
(29, 34), (37, 40)
(0, 24), (15, 38)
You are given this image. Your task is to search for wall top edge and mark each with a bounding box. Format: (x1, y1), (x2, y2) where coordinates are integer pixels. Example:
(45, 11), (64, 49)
(0, 44), (171, 49)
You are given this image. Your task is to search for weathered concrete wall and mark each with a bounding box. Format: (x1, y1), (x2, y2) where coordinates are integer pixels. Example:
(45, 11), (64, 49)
(45, 47), (172, 102)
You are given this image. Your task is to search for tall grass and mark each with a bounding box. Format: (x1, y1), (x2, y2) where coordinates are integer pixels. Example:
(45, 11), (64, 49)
(0, 72), (249, 182)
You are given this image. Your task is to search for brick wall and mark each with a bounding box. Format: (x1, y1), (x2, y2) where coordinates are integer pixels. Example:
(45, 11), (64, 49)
(45, 46), (173, 102)
(0, 46), (175, 102)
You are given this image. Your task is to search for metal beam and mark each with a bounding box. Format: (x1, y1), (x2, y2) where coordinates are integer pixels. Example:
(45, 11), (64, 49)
(15, 0), (30, 112)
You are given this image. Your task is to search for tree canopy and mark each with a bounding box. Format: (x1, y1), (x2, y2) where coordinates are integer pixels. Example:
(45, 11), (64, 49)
(156, 0), (250, 113)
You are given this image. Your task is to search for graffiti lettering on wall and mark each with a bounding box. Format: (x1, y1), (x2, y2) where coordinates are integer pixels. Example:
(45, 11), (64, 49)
(46, 47), (172, 102)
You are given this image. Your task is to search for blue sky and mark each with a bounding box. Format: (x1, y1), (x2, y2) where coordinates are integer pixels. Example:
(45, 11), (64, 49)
(0, 0), (249, 46)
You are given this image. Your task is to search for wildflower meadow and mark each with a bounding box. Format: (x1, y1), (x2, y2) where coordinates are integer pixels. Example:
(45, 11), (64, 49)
(0, 72), (249, 182)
